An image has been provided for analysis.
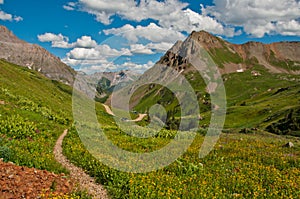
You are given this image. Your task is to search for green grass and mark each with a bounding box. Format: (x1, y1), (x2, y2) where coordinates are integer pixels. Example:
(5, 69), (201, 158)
(63, 125), (300, 198)
(1, 59), (300, 198)
(222, 65), (300, 135)
(0, 60), (72, 173)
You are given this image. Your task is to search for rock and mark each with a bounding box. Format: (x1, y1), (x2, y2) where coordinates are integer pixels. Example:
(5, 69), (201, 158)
(283, 142), (294, 148)
(0, 26), (76, 85)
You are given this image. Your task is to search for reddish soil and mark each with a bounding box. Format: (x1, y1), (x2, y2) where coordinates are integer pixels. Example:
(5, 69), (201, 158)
(0, 159), (74, 199)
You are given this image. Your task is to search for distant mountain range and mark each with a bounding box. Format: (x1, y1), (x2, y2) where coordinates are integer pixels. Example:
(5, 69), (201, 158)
(0, 25), (299, 136)
(0, 25), (140, 96)
(1, 25), (299, 86)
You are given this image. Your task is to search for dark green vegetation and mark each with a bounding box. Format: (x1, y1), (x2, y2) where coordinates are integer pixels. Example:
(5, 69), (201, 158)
(1, 59), (299, 198)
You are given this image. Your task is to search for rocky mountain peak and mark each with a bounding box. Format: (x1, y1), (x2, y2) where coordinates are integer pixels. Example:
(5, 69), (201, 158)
(0, 26), (25, 43)
(0, 26), (76, 85)
(189, 30), (224, 48)
(157, 30), (300, 75)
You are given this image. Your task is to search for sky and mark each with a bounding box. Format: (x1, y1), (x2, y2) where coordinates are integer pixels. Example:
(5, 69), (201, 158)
(0, 0), (300, 74)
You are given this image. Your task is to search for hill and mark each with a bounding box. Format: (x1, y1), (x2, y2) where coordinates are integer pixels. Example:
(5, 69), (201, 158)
(0, 26), (76, 85)
(126, 31), (300, 136)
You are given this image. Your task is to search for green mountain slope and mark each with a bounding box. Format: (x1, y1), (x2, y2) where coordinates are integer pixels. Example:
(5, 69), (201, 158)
(0, 59), (73, 172)
(129, 31), (300, 136)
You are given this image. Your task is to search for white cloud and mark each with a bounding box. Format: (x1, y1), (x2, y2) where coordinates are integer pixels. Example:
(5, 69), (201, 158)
(67, 45), (131, 60)
(78, 61), (154, 74)
(62, 56), (109, 67)
(69, 0), (235, 37)
(130, 44), (154, 55)
(38, 33), (98, 49)
(0, 10), (12, 20)
(77, 0), (187, 25)
(104, 23), (186, 43)
(276, 20), (300, 36)
(0, 0), (23, 22)
(62, 44), (132, 71)
(146, 42), (174, 52)
(75, 36), (97, 48)
(129, 42), (174, 54)
(13, 16), (23, 22)
(63, 2), (77, 11)
(0, 10), (23, 22)
(202, 0), (300, 37)
(38, 33), (72, 48)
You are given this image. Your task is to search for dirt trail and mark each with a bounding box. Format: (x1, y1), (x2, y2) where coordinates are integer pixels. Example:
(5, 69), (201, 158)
(102, 104), (115, 116)
(54, 130), (109, 199)
(102, 104), (147, 122)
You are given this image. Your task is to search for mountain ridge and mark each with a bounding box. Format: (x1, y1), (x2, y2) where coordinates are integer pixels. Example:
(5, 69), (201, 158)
(165, 30), (300, 74)
(0, 25), (76, 85)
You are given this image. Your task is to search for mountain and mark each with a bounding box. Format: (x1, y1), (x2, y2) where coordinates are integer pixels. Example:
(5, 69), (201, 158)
(0, 26), (76, 85)
(74, 70), (141, 103)
(122, 30), (300, 135)
(159, 30), (300, 74)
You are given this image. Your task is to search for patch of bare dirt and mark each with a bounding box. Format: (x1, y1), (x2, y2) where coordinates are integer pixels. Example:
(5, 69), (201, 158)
(0, 159), (74, 199)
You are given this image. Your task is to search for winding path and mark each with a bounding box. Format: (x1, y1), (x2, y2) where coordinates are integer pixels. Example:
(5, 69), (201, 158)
(54, 130), (109, 199)
(53, 104), (145, 198)
(102, 104), (147, 122)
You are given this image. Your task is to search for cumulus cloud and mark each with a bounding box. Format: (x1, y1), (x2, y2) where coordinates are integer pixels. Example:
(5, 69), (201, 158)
(78, 61), (154, 74)
(38, 33), (72, 48)
(77, 0), (187, 25)
(146, 42), (174, 52)
(0, 10), (11, 20)
(202, 0), (300, 37)
(0, 10), (23, 21)
(66, 0), (235, 37)
(129, 42), (174, 54)
(75, 36), (97, 48)
(38, 33), (98, 48)
(0, 0), (23, 21)
(67, 45), (131, 60)
(130, 44), (154, 55)
(62, 44), (132, 71)
(103, 23), (186, 43)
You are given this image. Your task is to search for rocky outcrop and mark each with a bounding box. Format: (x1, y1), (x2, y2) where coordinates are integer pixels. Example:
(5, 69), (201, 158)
(158, 30), (300, 75)
(0, 26), (76, 85)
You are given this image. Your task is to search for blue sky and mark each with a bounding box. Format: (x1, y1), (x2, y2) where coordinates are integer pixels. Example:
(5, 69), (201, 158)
(1, 0), (300, 74)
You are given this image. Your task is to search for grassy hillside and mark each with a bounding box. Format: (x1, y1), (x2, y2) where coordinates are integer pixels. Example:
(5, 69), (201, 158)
(1, 59), (299, 198)
(64, 116), (300, 198)
(0, 59), (73, 172)
(132, 63), (300, 136)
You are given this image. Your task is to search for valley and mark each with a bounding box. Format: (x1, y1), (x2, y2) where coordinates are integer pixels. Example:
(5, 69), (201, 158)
(0, 26), (299, 198)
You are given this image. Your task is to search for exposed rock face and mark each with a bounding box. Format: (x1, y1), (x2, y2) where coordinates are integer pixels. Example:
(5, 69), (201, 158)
(0, 26), (76, 85)
(158, 30), (300, 75)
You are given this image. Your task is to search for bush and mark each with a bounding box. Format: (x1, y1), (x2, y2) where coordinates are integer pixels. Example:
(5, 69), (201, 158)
(0, 115), (37, 139)
(0, 146), (12, 162)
